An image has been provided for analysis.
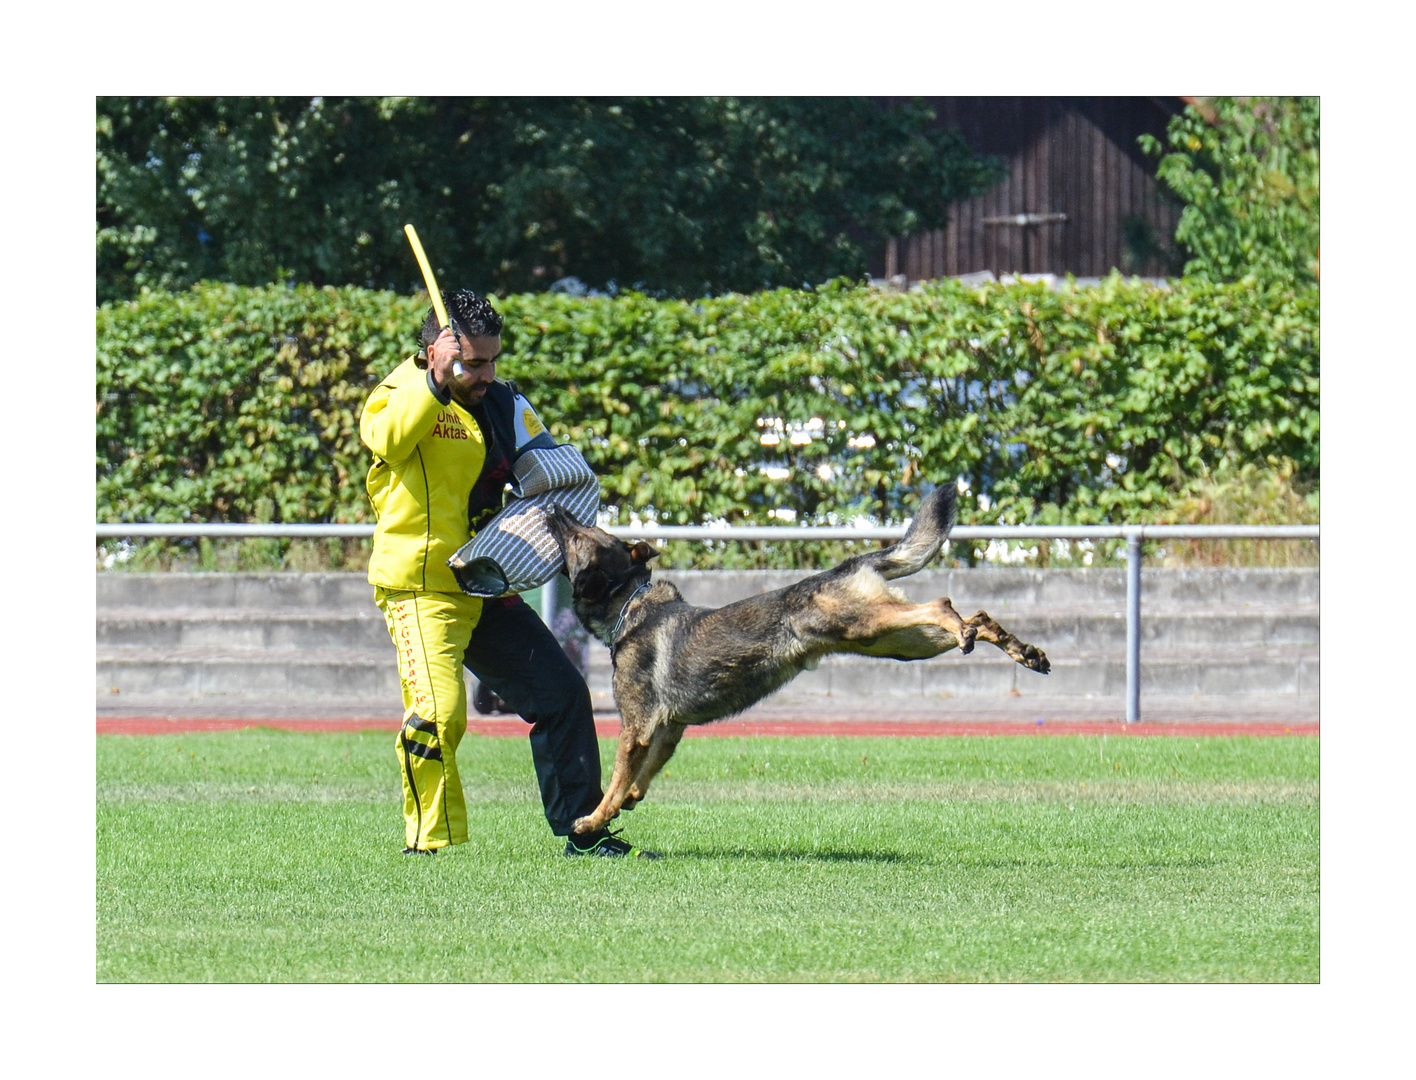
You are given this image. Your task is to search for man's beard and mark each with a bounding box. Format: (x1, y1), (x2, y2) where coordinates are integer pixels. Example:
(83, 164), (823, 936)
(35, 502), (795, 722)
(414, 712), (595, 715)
(454, 384), (489, 408)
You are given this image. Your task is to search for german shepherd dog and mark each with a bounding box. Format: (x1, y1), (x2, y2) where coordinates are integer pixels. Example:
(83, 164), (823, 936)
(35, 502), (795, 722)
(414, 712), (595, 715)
(546, 484), (1050, 836)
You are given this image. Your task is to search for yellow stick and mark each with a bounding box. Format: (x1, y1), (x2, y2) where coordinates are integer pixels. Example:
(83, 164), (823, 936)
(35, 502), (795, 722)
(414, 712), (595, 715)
(404, 224), (448, 326)
(403, 224), (461, 375)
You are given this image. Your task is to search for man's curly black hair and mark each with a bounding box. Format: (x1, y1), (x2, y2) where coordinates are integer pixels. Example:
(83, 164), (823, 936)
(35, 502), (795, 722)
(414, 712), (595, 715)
(418, 289), (504, 349)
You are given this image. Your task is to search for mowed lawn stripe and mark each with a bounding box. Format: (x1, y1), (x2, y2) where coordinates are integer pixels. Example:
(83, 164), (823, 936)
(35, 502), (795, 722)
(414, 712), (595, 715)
(97, 732), (1318, 983)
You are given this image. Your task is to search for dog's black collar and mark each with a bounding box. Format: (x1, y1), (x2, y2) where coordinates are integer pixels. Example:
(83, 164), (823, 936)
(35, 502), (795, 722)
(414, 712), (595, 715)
(608, 581), (651, 656)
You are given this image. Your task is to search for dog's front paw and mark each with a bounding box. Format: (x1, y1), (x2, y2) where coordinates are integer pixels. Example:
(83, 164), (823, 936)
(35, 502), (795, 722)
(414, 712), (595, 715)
(571, 816), (598, 834)
(958, 626), (977, 655)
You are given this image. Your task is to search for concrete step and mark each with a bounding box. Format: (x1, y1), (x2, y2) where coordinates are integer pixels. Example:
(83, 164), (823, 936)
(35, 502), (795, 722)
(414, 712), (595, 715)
(95, 605), (1318, 654)
(987, 609), (1317, 650)
(98, 642), (1318, 702)
(655, 567), (1320, 609)
(97, 572), (377, 611)
(94, 690), (1320, 725)
(98, 608), (393, 651)
(97, 568), (1320, 612)
(95, 570), (1321, 714)
(583, 644), (1318, 699)
(100, 646), (403, 700)
(786, 646), (1318, 699)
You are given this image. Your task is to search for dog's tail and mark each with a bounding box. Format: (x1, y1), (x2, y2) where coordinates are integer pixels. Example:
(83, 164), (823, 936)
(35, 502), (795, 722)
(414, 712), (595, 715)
(857, 483), (957, 580)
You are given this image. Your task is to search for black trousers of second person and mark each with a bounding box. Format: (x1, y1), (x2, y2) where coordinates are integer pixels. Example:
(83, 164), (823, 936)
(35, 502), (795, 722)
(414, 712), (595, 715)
(464, 593), (604, 835)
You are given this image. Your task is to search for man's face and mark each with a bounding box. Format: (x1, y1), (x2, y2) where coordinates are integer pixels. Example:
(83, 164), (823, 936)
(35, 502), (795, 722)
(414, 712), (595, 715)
(448, 334), (501, 408)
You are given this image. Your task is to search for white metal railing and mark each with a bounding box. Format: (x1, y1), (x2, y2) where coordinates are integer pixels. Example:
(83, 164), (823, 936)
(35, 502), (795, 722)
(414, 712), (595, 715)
(96, 521), (1319, 723)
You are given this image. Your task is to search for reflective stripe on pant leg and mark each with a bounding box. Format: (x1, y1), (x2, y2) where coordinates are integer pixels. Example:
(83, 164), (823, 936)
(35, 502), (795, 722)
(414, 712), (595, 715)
(377, 588), (481, 850)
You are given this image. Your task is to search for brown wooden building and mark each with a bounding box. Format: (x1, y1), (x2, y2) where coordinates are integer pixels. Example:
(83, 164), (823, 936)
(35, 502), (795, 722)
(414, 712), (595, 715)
(874, 97), (1188, 283)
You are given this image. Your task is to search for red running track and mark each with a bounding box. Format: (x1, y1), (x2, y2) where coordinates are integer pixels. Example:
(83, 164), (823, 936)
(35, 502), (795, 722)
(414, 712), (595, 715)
(97, 717), (1318, 738)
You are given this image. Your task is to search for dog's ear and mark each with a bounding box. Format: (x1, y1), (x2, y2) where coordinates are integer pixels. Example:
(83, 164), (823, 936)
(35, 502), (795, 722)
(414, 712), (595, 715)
(628, 542), (659, 565)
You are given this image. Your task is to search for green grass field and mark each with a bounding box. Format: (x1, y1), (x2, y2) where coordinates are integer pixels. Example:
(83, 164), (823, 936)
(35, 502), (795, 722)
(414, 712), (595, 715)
(96, 730), (1318, 983)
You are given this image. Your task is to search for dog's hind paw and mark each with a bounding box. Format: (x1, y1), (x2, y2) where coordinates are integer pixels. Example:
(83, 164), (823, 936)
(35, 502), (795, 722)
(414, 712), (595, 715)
(1018, 645), (1050, 674)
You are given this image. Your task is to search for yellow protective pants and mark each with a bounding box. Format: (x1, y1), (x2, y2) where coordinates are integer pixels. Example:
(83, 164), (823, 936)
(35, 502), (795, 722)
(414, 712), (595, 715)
(376, 588), (484, 851)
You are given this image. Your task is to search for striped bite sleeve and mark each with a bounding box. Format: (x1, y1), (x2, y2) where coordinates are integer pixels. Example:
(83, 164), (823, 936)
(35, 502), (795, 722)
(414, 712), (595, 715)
(446, 445), (601, 597)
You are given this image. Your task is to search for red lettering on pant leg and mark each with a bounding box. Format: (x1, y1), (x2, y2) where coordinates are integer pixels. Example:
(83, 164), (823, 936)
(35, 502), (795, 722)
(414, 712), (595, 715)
(389, 599), (431, 712)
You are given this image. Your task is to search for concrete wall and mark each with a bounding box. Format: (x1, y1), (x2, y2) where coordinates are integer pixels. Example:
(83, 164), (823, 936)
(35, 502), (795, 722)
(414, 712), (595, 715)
(97, 568), (1318, 719)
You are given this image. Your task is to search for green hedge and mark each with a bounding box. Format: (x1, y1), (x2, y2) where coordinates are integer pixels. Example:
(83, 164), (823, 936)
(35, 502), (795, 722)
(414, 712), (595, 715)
(97, 275), (1318, 536)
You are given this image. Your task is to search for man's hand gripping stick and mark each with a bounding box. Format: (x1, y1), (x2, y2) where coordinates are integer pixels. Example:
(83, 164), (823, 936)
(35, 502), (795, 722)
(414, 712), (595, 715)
(404, 223), (464, 378)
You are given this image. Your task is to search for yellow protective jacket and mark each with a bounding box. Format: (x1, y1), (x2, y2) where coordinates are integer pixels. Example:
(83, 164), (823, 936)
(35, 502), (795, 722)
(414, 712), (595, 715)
(360, 358), (486, 593)
(361, 356), (554, 593)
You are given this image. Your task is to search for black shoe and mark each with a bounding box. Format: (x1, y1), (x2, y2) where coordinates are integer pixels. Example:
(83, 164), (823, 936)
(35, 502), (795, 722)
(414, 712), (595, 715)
(401, 846), (436, 856)
(564, 829), (660, 859)
(471, 681), (506, 715)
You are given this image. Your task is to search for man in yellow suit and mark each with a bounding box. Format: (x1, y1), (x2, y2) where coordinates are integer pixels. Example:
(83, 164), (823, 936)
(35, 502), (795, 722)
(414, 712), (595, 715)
(360, 289), (657, 857)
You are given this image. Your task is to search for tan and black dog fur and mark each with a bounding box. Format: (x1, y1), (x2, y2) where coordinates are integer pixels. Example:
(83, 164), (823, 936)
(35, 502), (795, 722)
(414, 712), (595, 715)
(546, 484), (1050, 835)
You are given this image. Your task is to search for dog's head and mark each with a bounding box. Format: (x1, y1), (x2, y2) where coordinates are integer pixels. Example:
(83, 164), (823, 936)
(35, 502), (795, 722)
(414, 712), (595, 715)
(546, 505), (659, 643)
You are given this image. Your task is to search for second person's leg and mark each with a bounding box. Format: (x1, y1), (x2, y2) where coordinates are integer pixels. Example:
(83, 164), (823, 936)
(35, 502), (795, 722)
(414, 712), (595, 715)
(464, 595), (603, 836)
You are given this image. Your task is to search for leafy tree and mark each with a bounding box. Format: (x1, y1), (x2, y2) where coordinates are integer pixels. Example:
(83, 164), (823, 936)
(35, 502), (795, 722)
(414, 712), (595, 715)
(1141, 97), (1319, 286)
(97, 97), (1003, 304)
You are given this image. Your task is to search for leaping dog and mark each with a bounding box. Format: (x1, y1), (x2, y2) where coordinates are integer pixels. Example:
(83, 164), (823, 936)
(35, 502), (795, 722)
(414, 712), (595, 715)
(546, 484), (1050, 835)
